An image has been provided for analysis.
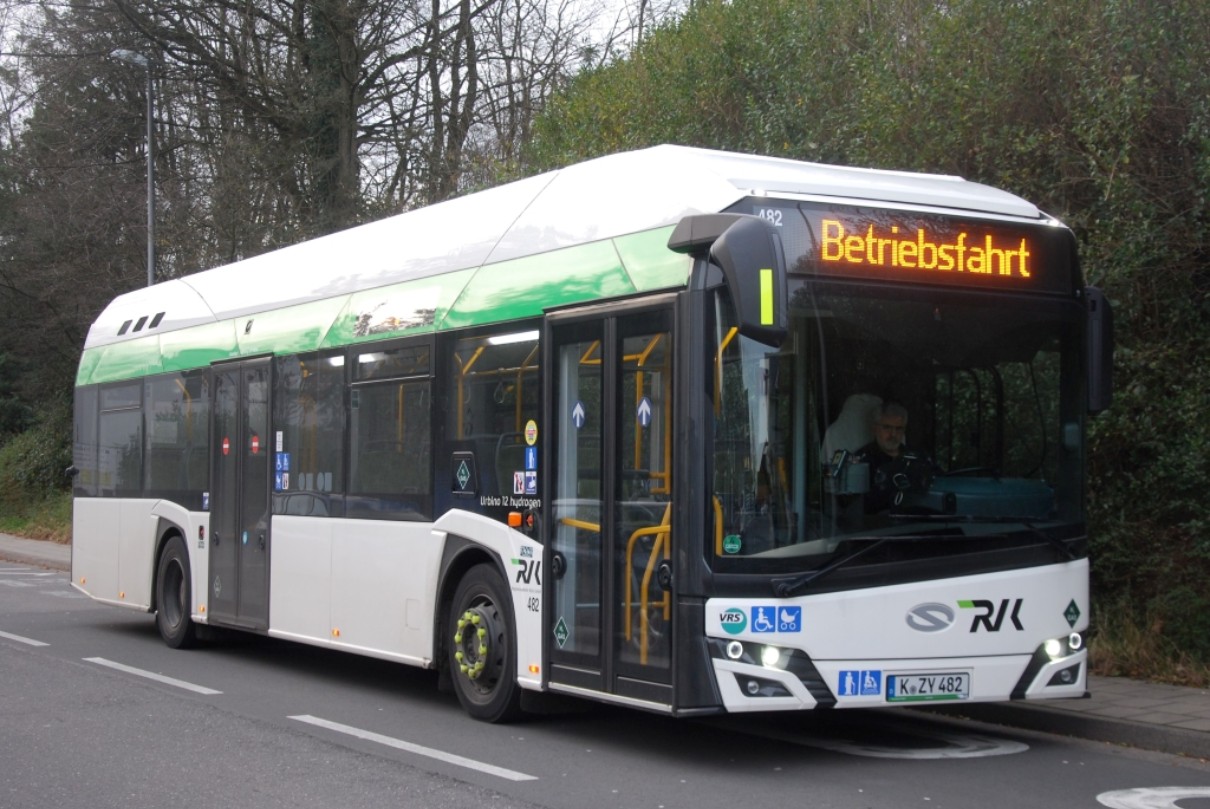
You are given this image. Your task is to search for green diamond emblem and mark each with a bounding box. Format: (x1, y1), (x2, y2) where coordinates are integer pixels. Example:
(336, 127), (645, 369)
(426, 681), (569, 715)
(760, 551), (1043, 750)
(554, 617), (570, 648)
(1064, 599), (1081, 628)
(456, 460), (471, 490)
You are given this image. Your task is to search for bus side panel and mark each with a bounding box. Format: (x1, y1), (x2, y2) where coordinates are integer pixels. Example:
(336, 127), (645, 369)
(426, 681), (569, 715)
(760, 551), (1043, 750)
(117, 499), (160, 610)
(269, 516), (440, 666)
(72, 498), (122, 605)
(268, 515), (334, 646)
(329, 520), (438, 661)
(72, 498), (158, 611)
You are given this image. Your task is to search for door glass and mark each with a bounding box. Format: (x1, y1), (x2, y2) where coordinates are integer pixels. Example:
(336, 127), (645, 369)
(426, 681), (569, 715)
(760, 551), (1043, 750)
(210, 369), (239, 620)
(616, 327), (672, 672)
(239, 364), (270, 625)
(551, 335), (603, 662)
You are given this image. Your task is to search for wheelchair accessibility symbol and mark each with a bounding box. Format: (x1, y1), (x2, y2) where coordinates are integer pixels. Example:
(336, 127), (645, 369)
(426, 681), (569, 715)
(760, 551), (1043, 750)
(750, 605), (802, 633)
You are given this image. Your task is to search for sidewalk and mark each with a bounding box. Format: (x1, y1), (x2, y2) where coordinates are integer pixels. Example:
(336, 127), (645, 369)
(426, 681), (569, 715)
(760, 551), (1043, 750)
(935, 675), (1210, 760)
(2, 532), (1209, 758)
(0, 532), (70, 571)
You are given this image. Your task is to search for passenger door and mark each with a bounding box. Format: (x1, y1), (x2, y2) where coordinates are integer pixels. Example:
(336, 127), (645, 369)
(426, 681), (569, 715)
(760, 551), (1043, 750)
(209, 359), (272, 629)
(545, 301), (675, 705)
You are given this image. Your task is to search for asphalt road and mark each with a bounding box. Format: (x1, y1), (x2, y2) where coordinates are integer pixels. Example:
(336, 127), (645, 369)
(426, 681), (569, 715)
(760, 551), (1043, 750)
(3, 562), (1210, 809)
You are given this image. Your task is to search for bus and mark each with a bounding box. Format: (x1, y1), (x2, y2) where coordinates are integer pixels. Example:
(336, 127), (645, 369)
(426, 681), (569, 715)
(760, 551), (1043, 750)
(71, 145), (1113, 722)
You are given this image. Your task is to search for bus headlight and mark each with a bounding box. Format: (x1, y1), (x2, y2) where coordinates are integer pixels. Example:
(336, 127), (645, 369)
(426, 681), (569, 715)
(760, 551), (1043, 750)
(1043, 631), (1083, 661)
(761, 645), (783, 668)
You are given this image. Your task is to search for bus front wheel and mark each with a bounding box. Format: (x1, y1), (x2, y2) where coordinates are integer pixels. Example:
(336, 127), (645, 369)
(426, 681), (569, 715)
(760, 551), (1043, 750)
(447, 564), (522, 722)
(155, 535), (197, 649)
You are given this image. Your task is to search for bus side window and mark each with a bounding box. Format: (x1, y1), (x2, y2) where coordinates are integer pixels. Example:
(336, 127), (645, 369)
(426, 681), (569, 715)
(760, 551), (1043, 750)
(273, 352), (346, 516)
(449, 329), (540, 506)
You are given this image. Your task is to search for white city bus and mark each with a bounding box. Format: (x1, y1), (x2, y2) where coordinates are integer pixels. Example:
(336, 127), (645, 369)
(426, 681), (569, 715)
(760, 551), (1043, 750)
(71, 145), (1112, 721)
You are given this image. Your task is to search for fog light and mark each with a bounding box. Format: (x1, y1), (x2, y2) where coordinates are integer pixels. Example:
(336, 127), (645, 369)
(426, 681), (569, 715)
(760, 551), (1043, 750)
(1044, 638), (1063, 659)
(726, 640), (744, 660)
(746, 679), (760, 695)
(1047, 662), (1081, 687)
(1068, 632), (1083, 651)
(760, 645), (781, 667)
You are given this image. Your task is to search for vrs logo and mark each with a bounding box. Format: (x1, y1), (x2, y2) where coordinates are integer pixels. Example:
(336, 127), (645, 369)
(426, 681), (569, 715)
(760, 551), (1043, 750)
(720, 608), (747, 635)
(959, 598), (1024, 632)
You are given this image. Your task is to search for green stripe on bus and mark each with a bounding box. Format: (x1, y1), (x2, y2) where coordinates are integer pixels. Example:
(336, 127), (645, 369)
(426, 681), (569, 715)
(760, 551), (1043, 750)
(75, 228), (689, 385)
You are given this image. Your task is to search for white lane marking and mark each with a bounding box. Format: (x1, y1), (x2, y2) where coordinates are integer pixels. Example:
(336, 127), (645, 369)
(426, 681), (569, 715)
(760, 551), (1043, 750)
(84, 657), (223, 695)
(1098, 787), (1210, 808)
(0, 629), (50, 647)
(289, 714), (538, 782)
(0, 570), (57, 576)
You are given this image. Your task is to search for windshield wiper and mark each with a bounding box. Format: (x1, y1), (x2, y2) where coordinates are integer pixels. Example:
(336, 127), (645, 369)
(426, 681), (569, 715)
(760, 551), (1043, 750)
(770, 519), (1078, 598)
(941, 516), (1079, 562)
(770, 533), (968, 597)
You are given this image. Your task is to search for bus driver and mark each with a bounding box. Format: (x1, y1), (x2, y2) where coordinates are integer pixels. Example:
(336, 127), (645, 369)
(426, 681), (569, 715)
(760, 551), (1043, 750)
(852, 402), (936, 513)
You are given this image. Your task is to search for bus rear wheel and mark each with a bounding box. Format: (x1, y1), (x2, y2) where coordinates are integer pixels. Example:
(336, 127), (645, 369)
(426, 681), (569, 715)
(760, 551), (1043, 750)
(448, 564), (522, 723)
(155, 535), (197, 649)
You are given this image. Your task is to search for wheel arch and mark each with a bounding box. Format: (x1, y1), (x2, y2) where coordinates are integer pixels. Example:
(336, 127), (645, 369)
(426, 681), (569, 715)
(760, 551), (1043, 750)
(434, 535), (507, 683)
(429, 509), (543, 695)
(149, 516), (189, 613)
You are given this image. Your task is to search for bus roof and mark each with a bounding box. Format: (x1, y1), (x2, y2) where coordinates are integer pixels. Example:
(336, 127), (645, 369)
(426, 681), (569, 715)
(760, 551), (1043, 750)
(81, 146), (1047, 375)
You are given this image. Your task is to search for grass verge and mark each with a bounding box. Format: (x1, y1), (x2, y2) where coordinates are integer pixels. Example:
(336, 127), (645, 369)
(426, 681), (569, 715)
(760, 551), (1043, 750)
(0, 491), (72, 543)
(1089, 605), (1210, 689)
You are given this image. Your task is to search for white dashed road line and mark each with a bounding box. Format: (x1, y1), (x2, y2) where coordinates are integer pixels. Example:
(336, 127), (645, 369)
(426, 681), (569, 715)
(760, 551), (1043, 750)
(290, 714), (539, 782)
(84, 657), (223, 695)
(0, 629), (50, 647)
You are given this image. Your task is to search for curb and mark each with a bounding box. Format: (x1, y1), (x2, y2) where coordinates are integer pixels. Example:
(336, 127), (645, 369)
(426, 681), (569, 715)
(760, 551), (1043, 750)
(926, 702), (1210, 760)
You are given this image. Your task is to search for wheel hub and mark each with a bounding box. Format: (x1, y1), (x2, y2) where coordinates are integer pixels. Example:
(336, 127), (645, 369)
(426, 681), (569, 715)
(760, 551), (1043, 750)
(454, 607), (495, 681)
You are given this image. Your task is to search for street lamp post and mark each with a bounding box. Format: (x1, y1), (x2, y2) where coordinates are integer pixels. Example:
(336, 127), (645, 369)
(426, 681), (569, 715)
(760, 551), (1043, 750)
(113, 49), (155, 287)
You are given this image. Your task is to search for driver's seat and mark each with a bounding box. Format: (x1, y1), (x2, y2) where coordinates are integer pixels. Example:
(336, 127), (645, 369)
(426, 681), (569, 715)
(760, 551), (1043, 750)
(821, 393), (882, 459)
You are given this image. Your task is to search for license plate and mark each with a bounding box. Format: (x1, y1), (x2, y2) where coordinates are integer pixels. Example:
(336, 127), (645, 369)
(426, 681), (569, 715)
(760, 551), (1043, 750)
(886, 672), (970, 702)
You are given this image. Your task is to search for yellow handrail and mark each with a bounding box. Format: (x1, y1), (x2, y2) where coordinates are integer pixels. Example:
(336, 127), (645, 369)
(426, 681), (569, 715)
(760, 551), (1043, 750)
(559, 516), (601, 534)
(713, 496), (724, 555)
(624, 503), (671, 664)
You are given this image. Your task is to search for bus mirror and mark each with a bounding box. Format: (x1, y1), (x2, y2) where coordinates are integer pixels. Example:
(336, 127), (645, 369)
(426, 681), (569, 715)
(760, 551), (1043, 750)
(669, 214), (788, 347)
(1086, 286), (1113, 413)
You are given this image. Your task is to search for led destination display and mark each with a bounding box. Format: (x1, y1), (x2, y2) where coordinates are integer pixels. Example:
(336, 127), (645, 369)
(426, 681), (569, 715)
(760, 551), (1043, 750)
(748, 201), (1077, 294)
(819, 218), (1032, 278)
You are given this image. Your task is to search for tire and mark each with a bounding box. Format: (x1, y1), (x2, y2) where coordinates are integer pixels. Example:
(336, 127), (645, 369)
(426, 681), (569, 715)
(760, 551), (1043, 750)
(447, 564), (522, 723)
(155, 535), (197, 649)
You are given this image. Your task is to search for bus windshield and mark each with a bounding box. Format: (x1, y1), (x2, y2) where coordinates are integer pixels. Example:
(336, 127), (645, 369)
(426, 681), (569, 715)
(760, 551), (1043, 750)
(711, 280), (1087, 576)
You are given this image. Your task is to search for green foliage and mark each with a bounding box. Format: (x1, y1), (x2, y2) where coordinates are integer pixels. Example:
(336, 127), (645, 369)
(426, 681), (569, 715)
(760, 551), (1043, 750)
(529, 0), (1210, 669)
(0, 397), (73, 506)
(0, 492), (72, 544)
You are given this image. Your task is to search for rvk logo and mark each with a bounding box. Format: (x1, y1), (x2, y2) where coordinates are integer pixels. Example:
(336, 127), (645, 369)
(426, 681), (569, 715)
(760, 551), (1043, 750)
(512, 557), (541, 585)
(750, 605), (802, 633)
(838, 669), (882, 697)
(959, 598), (1024, 632)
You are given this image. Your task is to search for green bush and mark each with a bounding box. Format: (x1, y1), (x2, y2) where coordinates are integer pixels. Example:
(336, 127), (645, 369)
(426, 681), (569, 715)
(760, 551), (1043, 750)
(0, 397), (73, 506)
